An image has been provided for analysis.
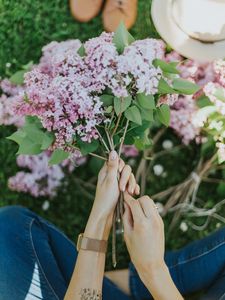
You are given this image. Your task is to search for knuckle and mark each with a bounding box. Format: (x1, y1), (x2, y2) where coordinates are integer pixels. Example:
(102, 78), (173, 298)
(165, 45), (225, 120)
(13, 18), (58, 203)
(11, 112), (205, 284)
(139, 195), (151, 202)
(125, 165), (132, 173)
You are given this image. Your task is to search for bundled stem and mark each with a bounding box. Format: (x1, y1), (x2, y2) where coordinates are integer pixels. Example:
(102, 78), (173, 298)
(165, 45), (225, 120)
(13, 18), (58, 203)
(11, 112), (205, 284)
(151, 153), (218, 231)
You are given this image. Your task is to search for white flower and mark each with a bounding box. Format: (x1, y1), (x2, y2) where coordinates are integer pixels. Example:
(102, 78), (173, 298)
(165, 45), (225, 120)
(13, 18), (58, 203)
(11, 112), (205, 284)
(216, 223), (221, 228)
(153, 164), (164, 176)
(6, 62), (11, 68)
(180, 221), (188, 232)
(162, 140), (173, 150)
(42, 200), (50, 211)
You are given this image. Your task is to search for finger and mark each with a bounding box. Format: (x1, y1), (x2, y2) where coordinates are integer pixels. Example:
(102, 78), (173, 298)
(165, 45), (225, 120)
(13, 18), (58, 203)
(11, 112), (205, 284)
(118, 159), (125, 173)
(138, 196), (158, 219)
(124, 191), (145, 221)
(98, 163), (107, 183)
(128, 173), (136, 195)
(123, 202), (133, 235)
(119, 165), (132, 192)
(135, 184), (140, 195)
(106, 151), (119, 179)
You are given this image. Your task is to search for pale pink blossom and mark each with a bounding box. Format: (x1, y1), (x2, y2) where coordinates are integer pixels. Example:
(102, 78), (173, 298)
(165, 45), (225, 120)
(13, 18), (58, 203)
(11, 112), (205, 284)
(170, 96), (201, 145)
(122, 145), (139, 157)
(8, 151), (86, 198)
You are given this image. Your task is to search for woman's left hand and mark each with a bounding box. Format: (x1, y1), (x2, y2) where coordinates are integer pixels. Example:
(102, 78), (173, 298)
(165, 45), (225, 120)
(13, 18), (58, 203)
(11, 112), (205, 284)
(88, 150), (140, 238)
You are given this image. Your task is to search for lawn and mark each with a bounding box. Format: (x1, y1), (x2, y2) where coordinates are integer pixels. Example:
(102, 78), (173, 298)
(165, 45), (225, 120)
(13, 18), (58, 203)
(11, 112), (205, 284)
(0, 1), (224, 298)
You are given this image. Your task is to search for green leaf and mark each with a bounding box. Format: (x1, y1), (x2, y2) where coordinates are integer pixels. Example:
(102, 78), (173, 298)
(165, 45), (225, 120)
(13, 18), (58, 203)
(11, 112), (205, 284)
(134, 130), (152, 150)
(77, 139), (99, 155)
(22, 61), (33, 71)
(140, 108), (154, 122)
(7, 115), (53, 155)
(197, 95), (212, 108)
(7, 129), (26, 144)
(137, 93), (155, 109)
(100, 94), (114, 106)
(113, 22), (135, 54)
(173, 78), (200, 95)
(125, 106), (142, 125)
(49, 149), (70, 165)
(114, 95), (132, 116)
(105, 106), (113, 113)
(158, 78), (176, 94)
(77, 44), (86, 57)
(17, 138), (42, 155)
(25, 116), (43, 128)
(9, 70), (27, 85)
(153, 59), (179, 74)
(156, 104), (170, 127)
(214, 88), (225, 102)
(41, 132), (55, 150)
(129, 121), (151, 137)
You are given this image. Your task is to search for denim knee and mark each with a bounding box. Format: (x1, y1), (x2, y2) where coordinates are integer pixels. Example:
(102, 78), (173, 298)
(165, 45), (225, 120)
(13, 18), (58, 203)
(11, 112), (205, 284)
(0, 205), (34, 238)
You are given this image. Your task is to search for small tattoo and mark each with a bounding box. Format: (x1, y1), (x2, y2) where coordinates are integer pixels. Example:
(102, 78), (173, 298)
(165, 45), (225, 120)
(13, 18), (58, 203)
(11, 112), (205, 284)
(80, 288), (102, 300)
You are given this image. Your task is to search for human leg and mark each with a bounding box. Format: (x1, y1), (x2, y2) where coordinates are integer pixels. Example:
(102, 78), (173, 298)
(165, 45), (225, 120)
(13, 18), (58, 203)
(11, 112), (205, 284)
(0, 205), (131, 300)
(128, 227), (225, 300)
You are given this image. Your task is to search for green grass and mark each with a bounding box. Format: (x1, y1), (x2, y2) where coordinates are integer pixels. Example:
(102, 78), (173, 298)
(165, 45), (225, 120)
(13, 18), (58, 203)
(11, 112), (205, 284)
(0, 1), (224, 298)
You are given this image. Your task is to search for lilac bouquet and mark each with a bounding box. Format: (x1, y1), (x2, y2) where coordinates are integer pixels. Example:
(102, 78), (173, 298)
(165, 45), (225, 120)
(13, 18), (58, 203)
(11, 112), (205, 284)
(8, 24), (199, 164)
(7, 24), (199, 265)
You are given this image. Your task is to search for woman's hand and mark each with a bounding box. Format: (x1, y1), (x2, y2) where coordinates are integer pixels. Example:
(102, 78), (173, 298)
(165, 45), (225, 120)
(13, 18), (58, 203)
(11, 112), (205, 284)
(123, 193), (184, 300)
(85, 151), (140, 240)
(123, 192), (165, 278)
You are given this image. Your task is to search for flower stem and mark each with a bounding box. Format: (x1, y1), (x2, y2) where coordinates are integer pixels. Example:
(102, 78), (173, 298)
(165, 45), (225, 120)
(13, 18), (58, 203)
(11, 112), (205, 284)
(118, 119), (129, 157)
(89, 152), (107, 161)
(95, 127), (110, 153)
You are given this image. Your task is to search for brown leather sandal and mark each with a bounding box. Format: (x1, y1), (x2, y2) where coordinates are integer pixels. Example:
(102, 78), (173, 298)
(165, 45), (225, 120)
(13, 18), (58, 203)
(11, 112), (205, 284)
(70, 0), (104, 22)
(102, 0), (138, 32)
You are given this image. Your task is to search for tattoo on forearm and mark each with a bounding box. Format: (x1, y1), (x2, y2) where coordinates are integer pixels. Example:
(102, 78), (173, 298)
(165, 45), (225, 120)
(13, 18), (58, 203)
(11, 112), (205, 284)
(79, 288), (102, 300)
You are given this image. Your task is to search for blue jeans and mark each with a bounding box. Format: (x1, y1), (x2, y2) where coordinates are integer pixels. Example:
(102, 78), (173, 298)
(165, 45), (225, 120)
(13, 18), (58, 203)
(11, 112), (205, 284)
(0, 206), (225, 300)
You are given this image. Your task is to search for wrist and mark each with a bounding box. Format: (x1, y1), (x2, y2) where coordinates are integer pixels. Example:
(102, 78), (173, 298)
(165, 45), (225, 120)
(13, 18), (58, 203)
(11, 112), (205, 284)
(84, 210), (112, 240)
(139, 261), (183, 300)
(138, 261), (169, 288)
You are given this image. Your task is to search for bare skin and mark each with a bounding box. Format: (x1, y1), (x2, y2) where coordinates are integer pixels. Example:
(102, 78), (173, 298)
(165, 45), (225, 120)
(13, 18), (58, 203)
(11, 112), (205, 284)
(64, 151), (139, 299)
(64, 150), (183, 300)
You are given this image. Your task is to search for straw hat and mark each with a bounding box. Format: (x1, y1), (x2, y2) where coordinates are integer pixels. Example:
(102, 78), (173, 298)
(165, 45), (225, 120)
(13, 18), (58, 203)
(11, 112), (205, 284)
(151, 0), (225, 62)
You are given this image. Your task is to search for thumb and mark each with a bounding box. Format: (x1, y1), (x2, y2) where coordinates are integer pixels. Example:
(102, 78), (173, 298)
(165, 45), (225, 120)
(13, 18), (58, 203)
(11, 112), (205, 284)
(107, 150), (119, 178)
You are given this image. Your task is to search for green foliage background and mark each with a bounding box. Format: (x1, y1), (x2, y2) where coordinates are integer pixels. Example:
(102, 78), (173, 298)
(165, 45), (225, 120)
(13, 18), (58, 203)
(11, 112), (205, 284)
(0, 1), (224, 298)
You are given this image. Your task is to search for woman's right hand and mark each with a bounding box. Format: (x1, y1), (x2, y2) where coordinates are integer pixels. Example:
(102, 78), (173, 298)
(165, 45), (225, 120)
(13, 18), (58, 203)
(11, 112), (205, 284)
(123, 191), (166, 280)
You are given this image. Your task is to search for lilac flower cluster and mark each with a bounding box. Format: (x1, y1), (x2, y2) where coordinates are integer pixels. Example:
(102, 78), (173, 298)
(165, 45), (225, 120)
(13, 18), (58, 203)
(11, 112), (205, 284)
(7, 152), (86, 198)
(0, 74), (86, 198)
(15, 34), (165, 151)
(165, 51), (215, 86)
(166, 52), (224, 145)
(204, 60), (225, 115)
(170, 95), (201, 145)
(0, 79), (25, 127)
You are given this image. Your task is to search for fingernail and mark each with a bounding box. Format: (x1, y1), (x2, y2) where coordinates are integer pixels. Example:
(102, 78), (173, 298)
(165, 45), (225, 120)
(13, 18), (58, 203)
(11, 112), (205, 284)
(110, 150), (117, 161)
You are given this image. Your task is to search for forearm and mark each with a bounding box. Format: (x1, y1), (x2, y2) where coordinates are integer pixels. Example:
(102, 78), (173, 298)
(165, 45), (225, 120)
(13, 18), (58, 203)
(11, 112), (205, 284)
(64, 210), (111, 300)
(139, 262), (183, 300)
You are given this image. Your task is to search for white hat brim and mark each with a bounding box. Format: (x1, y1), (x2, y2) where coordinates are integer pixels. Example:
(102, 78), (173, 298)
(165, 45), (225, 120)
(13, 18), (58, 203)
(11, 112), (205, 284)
(151, 0), (225, 62)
